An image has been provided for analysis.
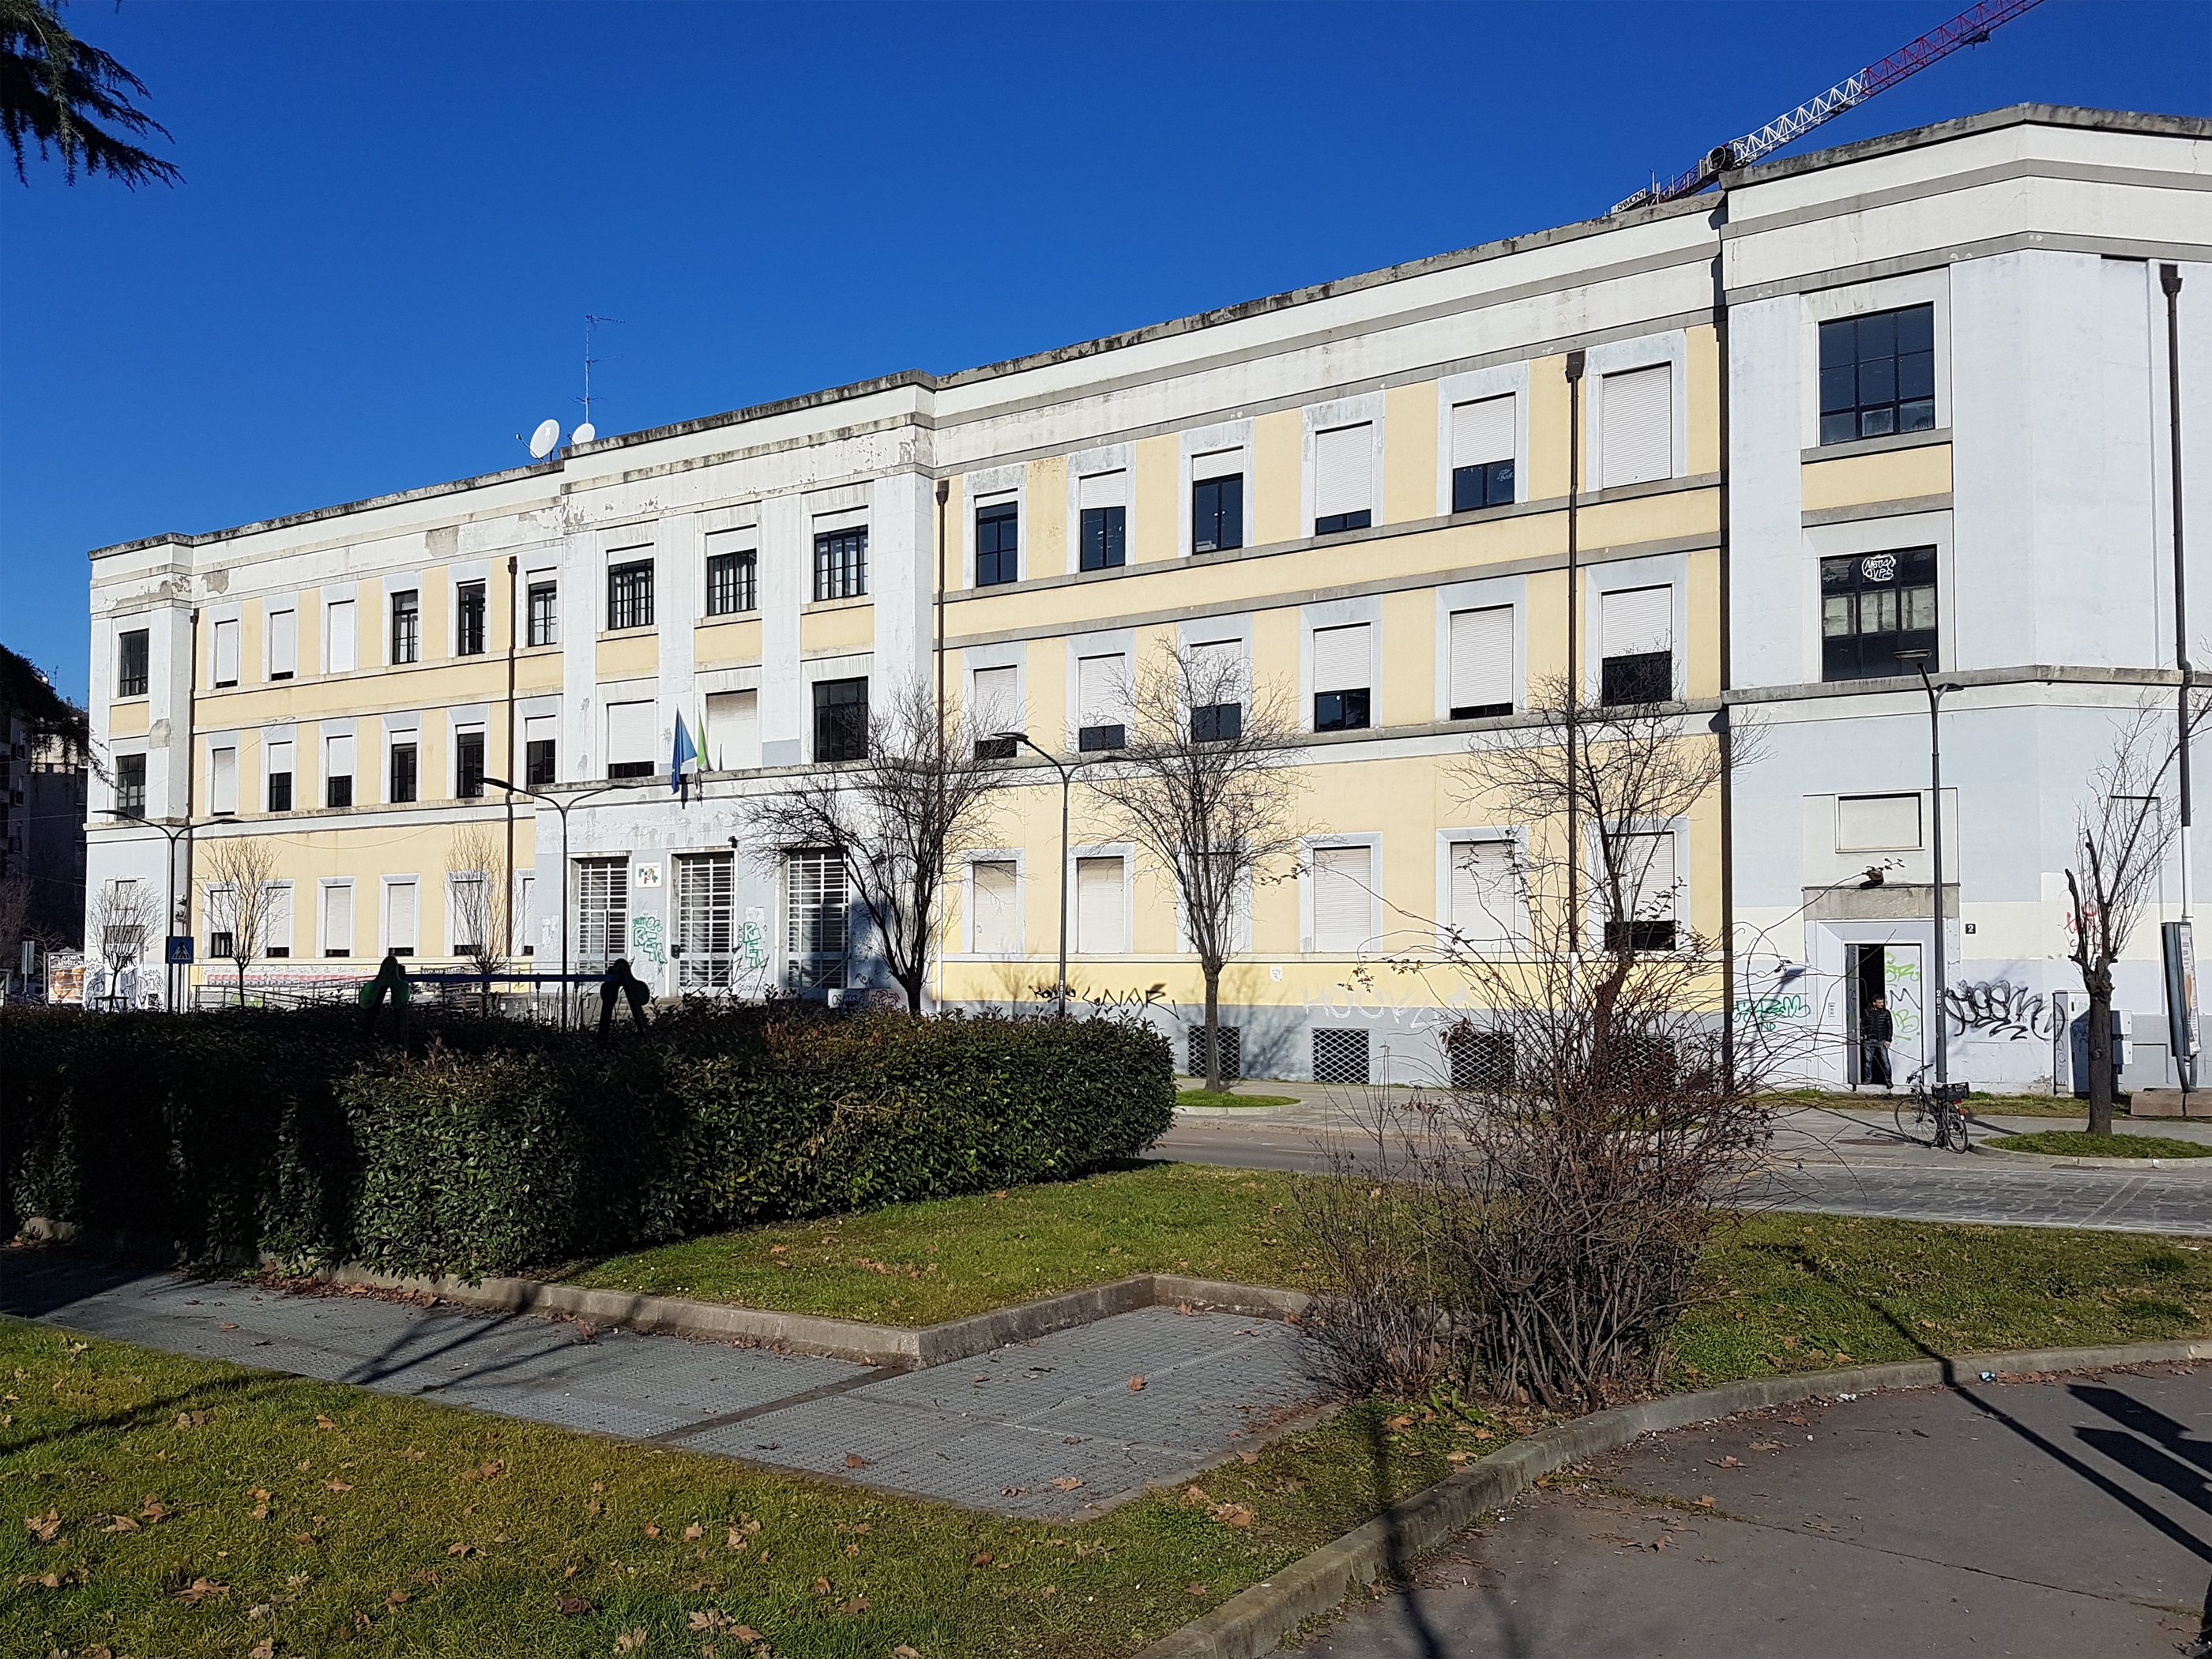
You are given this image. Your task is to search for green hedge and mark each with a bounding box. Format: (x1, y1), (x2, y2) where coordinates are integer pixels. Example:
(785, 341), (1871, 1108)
(0, 1003), (1175, 1280)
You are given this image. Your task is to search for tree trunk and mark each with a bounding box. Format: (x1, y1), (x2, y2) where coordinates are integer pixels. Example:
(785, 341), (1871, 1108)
(1203, 962), (1223, 1093)
(235, 960), (246, 1008)
(2086, 972), (2116, 1138)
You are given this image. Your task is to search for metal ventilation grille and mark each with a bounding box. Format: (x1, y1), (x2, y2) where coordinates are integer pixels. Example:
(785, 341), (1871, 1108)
(1187, 1025), (1241, 1082)
(1449, 1029), (1516, 1090)
(1312, 1028), (1370, 1086)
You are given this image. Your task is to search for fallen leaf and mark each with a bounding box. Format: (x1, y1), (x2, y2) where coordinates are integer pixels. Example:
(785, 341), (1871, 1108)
(769, 1244), (787, 1254)
(844, 1453), (869, 1469)
(814, 1575), (833, 1595)
(1176, 1303), (1194, 1316)
(1695, 1495), (1716, 1508)
(101, 1513), (141, 1532)
(1446, 1450), (1475, 1464)
(970, 1551), (993, 1566)
(556, 1593), (596, 1616)
(402, 1447), (426, 1461)
(839, 1594), (869, 1613)
(1385, 1414), (1416, 1431)
(615, 1632), (647, 1654)
(324, 1480), (354, 1492)
(1236, 1450), (1258, 1465)
(894, 1646), (922, 1658)
(1127, 1375), (1146, 1392)
(645, 1522), (663, 1537)
(845, 1542), (860, 1556)
(141, 1498), (168, 1520)
(315, 1415), (335, 1431)
(683, 1522), (705, 1541)
(249, 1641), (275, 1659)
(1713, 1456), (1743, 1469)
(733, 1630), (762, 1645)
(249, 1602), (273, 1619)
(1187, 1582), (1209, 1596)
(687, 1608), (731, 1631)
(172, 1574), (229, 1604)
(1212, 1502), (1255, 1527)
(1050, 1477), (1085, 1491)
(446, 1542), (475, 1557)
(24, 1509), (61, 1542)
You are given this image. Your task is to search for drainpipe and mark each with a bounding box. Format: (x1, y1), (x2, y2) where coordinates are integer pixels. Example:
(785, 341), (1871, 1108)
(2163, 265), (2193, 1103)
(506, 555), (518, 969)
(1712, 182), (1738, 1093)
(179, 608), (200, 1010)
(934, 477), (950, 1014)
(1564, 351), (1585, 959)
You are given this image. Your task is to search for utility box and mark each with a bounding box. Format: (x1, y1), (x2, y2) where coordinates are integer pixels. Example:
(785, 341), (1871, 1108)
(2070, 1009), (2132, 1099)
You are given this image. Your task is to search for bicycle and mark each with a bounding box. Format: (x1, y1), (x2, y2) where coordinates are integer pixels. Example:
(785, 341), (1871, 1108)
(1894, 1066), (1973, 1152)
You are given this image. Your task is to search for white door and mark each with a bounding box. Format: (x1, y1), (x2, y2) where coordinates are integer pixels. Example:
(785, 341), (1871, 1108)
(1883, 943), (1926, 1084)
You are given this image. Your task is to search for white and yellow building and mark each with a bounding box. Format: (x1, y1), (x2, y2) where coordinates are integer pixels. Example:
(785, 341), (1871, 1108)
(85, 104), (2210, 1087)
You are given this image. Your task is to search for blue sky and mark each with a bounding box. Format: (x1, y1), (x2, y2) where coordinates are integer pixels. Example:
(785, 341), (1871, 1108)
(3, 0), (2206, 703)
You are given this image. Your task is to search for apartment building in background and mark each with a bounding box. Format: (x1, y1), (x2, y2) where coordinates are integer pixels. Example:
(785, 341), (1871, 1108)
(83, 104), (2209, 1089)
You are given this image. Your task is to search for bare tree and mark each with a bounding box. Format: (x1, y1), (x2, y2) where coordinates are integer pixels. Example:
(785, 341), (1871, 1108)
(735, 678), (1010, 1014)
(1083, 641), (1307, 1092)
(199, 836), (281, 1006)
(90, 875), (158, 1006)
(446, 822), (510, 1014)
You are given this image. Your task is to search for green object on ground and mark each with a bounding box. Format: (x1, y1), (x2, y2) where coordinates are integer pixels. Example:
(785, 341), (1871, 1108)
(1760, 1089), (2094, 1119)
(1984, 1130), (2212, 1159)
(1175, 1090), (1300, 1110)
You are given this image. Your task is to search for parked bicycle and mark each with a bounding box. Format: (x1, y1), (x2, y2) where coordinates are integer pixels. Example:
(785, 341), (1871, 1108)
(1895, 1066), (1974, 1152)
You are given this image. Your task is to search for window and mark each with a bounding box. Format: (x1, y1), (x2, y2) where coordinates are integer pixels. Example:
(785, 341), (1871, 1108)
(972, 665), (1019, 758)
(1838, 793), (1922, 852)
(389, 590), (419, 664)
(1449, 606), (1514, 720)
(325, 734), (355, 809)
(1313, 423), (1372, 535)
(1313, 1028), (1370, 1085)
(606, 700), (656, 780)
(1187, 1025), (1242, 1079)
(574, 856), (629, 972)
(384, 879), (418, 957)
(813, 677), (869, 762)
(517, 875), (534, 956)
(116, 754), (146, 818)
(117, 629), (149, 698)
(1193, 703), (1243, 743)
(1074, 856), (1126, 953)
(213, 619), (240, 687)
(705, 549), (757, 616)
(1311, 844), (1373, 953)
(265, 882), (293, 957)
(265, 739), (292, 813)
(975, 498), (1019, 586)
(1600, 586), (1672, 705)
(456, 581), (486, 656)
(321, 881), (353, 957)
(456, 728), (486, 799)
(1822, 547), (1936, 681)
(1448, 839), (1516, 943)
(1079, 471), (1127, 570)
(526, 579), (558, 646)
(1601, 364), (1672, 487)
(785, 849), (848, 989)
(1449, 1028), (1514, 1089)
(704, 690), (758, 771)
(523, 714), (557, 787)
(1189, 639), (1243, 744)
(210, 746), (238, 814)
(1077, 653), (1126, 751)
(450, 873), (487, 955)
(325, 598), (358, 673)
(1604, 832), (1676, 953)
(607, 560), (654, 630)
(1450, 396), (1516, 512)
(1313, 623), (1371, 732)
(267, 610), (296, 679)
(388, 739), (418, 803)
(675, 852), (735, 991)
(971, 860), (1018, 954)
(1191, 456), (1243, 553)
(814, 527), (868, 600)
(1820, 304), (1935, 445)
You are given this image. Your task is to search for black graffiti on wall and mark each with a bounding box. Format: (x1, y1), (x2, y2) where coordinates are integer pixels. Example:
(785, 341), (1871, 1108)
(1943, 978), (2062, 1042)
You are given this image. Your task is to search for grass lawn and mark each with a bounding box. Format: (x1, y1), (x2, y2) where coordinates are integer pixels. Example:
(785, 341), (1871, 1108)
(1173, 1091), (1302, 1110)
(1984, 1130), (2212, 1159)
(1761, 1089), (2094, 1119)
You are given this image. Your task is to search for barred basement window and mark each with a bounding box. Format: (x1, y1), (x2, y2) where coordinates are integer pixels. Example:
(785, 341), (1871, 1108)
(1447, 1028), (1515, 1089)
(785, 849), (848, 991)
(1312, 1027), (1370, 1085)
(675, 852), (735, 991)
(1187, 1024), (1241, 1081)
(574, 856), (629, 972)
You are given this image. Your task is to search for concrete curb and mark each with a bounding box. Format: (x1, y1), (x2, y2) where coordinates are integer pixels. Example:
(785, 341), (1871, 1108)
(1973, 1142), (2212, 1171)
(1134, 1337), (2212, 1659)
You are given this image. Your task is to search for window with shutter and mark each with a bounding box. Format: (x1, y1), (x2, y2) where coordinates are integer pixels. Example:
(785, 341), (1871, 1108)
(1450, 397), (1517, 511)
(385, 881), (418, 956)
(325, 734), (356, 809)
(971, 860), (1018, 954)
(265, 739), (293, 813)
(1313, 424), (1371, 534)
(325, 600), (357, 674)
(1191, 451), (1244, 553)
(575, 856), (630, 972)
(1311, 845), (1372, 952)
(1600, 586), (1673, 705)
(524, 713), (559, 785)
(1449, 607), (1514, 719)
(210, 747), (238, 814)
(322, 882), (353, 957)
(1188, 640), (1244, 743)
(266, 882), (293, 957)
(213, 619), (240, 687)
(1074, 857), (1126, 953)
(675, 852), (735, 989)
(1604, 832), (1677, 952)
(1078, 655), (1126, 750)
(1079, 471), (1128, 570)
(267, 611), (296, 679)
(784, 850), (847, 989)
(606, 701), (656, 778)
(1601, 365), (1672, 487)
(1313, 623), (1371, 732)
(703, 691), (758, 772)
(1449, 839), (1516, 943)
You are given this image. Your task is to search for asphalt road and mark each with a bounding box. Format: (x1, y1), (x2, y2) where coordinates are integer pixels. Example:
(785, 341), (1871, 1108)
(1305, 1366), (2212, 1659)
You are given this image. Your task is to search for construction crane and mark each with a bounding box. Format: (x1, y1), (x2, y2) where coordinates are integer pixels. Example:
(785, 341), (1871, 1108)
(1612, 0), (2046, 214)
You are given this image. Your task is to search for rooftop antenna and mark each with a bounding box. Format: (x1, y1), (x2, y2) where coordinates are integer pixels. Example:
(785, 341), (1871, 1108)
(575, 313), (623, 445)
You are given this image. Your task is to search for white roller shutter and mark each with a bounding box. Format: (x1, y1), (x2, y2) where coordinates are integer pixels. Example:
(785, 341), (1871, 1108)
(325, 732), (356, 782)
(1314, 424), (1371, 520)
(1628, 833), (1676, 922)
(1312, 845), (1372, 952)
(325, 600), (357, 673)
(267, 883), (294, 954)
(1192, 447), (1243, 483)
(607, 700), (656, 769)
(210, 746), (237, 814)
(1451, 396), (1514, 468)
(322, 883), (352, 955)
(1078, 470), (1127, 510)
(1601, 365), (1672, 487)
(268, 609), (297, 677)
(1313, 623), (1370, 694)
(704, 691), (758, 771)
(1602, 586), (1673, 658)
(264, 737), (292, 794)
(385, 880), (418, 954)
(1078, 654), (1123, 728)
(971, 860), (1018, 954)
(1187, 638), (1245, 706)
(1449, 607), (1514, 713)
(971, 664), (1019, 730)
(213, 619), (240, 686)
(1449, 840), (1515, 943)
(1075, 857), (1125, 953)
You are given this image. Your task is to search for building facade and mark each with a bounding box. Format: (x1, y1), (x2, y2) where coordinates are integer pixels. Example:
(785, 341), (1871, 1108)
(84, 104), (2210, 1089)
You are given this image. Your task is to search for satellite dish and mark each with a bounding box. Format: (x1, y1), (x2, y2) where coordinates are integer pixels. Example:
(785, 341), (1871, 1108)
(571, 422), (597, 446)
(528, 419), (560, 459)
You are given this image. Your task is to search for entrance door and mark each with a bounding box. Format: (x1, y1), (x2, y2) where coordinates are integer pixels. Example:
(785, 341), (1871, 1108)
(1845, 942), (1925, 1088)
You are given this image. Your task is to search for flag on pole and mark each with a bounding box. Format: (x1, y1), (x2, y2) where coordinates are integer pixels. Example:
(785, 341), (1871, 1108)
(672, 710), (697, 803)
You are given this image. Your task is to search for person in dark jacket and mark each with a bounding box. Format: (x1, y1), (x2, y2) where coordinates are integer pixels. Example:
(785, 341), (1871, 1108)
(598, 957), (650, 1042)
(1860, 995), (1894, 1089)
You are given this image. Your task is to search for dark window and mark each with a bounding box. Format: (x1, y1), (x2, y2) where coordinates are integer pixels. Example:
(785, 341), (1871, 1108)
(1604, 917), (1679, 953)
(1312, 1027), (1370, 1085)
(117, 630), (149, 698)
(1448, 1028), (1515, 1089)
(1451, 700), (1513, 720)
(389, 742), (419, 804)
(1314, 509), (1371, 536)
(527, 580), (558, 646)
(457, 731), (486, 799)
(326, 773), (353, 809)
(390, 590), (419, 664)
(116, 754), (145, 817)
(1819, 304), (1936, 445)
(976, 502), (1019, 586)
(606, 760), (655, 781)
(1315, 689), (1370, 732)
(267, 769), (292, 813)
(525, 739), (557, 788)
(1078, 723), (1125, 753)
(456, 581), (486, 656)
(1080, 506), (1126, 571)
(607, 561), (654, 630)
(1192, 475), (1243, 554)
(209, 930), (234, 960)
(974, 735), (1018, 760)
(1187, 1024), (1242, 1080)
(268, 946), (290, 958)
(814, 529), (868, 601)
(1600, 653), (1672, 706)
(1452, 459), (1515, 514)
(1822, 547), (1938, 681)
(705, 550), (757, 616)
(813, 677), (869, 762)
(1192, 703), (1243, 743)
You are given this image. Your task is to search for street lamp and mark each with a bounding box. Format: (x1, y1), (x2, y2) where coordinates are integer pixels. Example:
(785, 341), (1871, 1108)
(96, 807), (192, 1010)
(481, 776), (650, 1028)
(1894, 650), (1951, 1093)
(993, 732), (1082, 1020)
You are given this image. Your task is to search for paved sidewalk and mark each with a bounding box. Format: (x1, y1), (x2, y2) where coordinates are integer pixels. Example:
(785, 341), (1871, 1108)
(1307, 1367), (2212, 1658)
(0, 1251), (1314, 1522)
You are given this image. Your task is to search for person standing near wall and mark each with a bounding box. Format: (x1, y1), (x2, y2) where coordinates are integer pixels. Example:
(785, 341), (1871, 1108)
(1861, 994), (1894, 1090)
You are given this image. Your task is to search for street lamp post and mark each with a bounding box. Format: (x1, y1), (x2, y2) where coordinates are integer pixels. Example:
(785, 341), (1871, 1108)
(96, 807), (193, 1010)
(1896, 652), (1951, 1092)
(482, 776), (647, 1028)
(994, 732), (1079, 1020)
